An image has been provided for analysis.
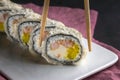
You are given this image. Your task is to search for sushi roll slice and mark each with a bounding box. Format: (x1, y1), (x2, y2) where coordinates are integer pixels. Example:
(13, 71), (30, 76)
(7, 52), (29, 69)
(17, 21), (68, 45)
(44, 33), (84, 65)
(42, 27), (86, 65)
(0, 9), (11, 32)
(5, 14), (26, 41)
(29, 24), (56, 55)
(18, 20), (40, 48)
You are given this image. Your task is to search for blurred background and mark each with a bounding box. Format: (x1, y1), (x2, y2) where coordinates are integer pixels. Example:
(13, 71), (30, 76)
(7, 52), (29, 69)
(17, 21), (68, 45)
(10, 0), (120, 51)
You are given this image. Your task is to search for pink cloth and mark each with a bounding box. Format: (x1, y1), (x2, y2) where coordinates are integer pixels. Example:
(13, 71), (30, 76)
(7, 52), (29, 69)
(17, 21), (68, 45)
(0, 75), (5, 80)
(0, 3), (120, 80)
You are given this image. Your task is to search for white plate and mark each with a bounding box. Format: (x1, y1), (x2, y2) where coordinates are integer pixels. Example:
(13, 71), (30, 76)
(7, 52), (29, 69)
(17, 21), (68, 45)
(0, 38), (118, 80)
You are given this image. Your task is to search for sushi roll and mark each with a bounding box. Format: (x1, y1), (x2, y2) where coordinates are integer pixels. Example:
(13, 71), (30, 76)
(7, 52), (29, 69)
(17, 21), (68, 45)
(0, 0), (86, 65)
(44, 27), (86, 65)
(4, 8), (41, 42)
(18, 20), (40, 48)
(29, 24), (56, 55)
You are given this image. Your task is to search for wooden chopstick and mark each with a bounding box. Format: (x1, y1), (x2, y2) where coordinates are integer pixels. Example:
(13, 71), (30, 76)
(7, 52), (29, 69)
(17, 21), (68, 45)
(84, 0), (92, 51)
(39, 0), (50, 46)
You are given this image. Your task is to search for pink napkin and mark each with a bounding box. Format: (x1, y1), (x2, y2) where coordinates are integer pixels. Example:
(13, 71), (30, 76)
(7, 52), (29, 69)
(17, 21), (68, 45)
(0, 75), (5, 80)
(0, 3), (120, 80)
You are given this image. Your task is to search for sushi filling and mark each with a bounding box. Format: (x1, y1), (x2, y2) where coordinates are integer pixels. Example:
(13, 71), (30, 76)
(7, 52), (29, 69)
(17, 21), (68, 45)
(18, 21), (40, 46)
(22, 26), (33, 45)
(46, 34), (81, 63)
(0, 10), (11, 32)
(0, 22), (4, 32)
(50, 40), (80, 60)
